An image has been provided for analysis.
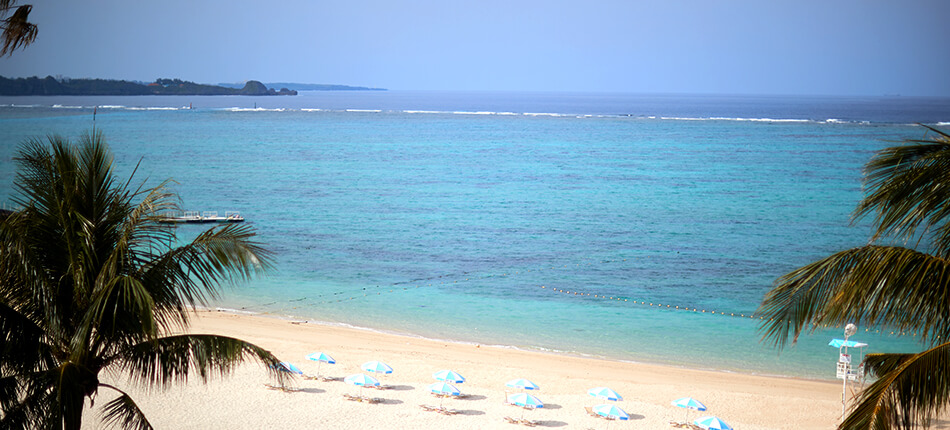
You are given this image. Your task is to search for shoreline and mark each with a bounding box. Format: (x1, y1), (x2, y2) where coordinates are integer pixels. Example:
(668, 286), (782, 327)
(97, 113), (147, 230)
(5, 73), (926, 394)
(222, 306), (837, 384)
(84, 309), (844, 429)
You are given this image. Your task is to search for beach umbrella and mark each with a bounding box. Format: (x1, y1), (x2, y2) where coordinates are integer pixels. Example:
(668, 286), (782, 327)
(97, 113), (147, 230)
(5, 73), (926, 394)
(694, 416), (733, 430)
(588, 386), (623, 401)
(671, 397), (707, 423)
(433, 369), (466, 384)
(361, 360), (393, 375)
(592, 404), (630, 430)
(275, 362), (303, 375)
(344, 373), (380, 398)
(427, 382), (461, 408)
(305, 352), (336, 379)
(506, 378), (540, 390)
(593, 403), (629, 420)
(507, 392), (544, 421)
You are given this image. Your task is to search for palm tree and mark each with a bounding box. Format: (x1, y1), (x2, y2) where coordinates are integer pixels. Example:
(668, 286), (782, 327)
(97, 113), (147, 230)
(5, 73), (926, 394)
(0, 0), (36, 56)
(758, 125), (950, 429)
(0, 131), (289, 429)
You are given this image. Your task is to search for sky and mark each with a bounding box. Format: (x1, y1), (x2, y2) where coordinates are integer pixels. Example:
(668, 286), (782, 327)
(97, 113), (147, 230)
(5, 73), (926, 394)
(0, 0), (948, 96)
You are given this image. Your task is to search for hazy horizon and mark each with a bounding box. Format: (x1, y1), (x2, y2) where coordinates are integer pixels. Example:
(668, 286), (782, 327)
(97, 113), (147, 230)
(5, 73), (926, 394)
(1, 0), (948, 97)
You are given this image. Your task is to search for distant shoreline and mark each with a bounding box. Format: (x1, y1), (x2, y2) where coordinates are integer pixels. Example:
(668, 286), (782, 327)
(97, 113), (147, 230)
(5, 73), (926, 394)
(0, 76), (385, 96)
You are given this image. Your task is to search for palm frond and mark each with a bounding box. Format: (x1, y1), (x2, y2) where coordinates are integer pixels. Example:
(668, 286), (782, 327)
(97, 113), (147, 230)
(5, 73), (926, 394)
(855, 125), (950, 252)
(758, 245), (950, 348)
(1, 132), (276, 428)
(0, 301), (55, 376)
(0, 374), (59, 429)
(98, 384), (154, 430)
(841, 343), (950, 430)
(108, 334), (288, 388)
(77, 275), (158, 358)
(136, 224), (272, 331)
(0, 3), (36, 57)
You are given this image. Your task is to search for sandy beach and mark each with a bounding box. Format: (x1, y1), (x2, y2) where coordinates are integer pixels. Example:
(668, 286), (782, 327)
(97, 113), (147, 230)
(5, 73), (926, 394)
(81, 310), (842, 429)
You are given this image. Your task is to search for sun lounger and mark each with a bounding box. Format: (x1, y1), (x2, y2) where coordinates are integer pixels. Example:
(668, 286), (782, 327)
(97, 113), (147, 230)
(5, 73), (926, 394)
(503, 417), (538, 426)
(263, 383), (300, 392)
(585, 406), (603, 418)
(437, 408), (459, 415)
(304, 374), (337, 382)
(420, 404), (440, 412)
(367, 384), (393, 390)
(343, 394), (382, 403)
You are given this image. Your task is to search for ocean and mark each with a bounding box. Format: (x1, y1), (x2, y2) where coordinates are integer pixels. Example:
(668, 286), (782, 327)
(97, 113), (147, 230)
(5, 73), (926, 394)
(2, 91), (948, 380)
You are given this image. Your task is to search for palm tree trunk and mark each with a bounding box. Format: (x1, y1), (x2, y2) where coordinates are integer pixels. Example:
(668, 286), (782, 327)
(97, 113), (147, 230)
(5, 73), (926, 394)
(63, 393), (85, 430)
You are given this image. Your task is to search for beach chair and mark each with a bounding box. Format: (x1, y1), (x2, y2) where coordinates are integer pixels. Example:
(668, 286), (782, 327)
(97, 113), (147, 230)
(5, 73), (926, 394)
(370, 383), (393, 390)
(343, 393), (362, 402)
(263, 383), (300, 392)
(585, 406), (603, 418)
(520, 419), (539, 427)
(304, 373), (337, 382)
(420, 404), (440, 412)
(504, 416), (520, 425)
(437, 408), (459, 416)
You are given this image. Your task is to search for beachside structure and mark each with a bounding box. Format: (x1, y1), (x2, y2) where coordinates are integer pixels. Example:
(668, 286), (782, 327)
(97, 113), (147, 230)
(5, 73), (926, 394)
(158, 211), (244, 223)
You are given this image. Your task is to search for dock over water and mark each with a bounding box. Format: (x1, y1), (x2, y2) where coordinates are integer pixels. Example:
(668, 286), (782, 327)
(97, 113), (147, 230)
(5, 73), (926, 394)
(159, 211), (244, 223)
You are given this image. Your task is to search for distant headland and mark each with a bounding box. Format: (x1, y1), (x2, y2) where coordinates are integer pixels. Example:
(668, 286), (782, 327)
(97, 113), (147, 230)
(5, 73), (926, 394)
(218, 82), (386, 92)
(0, 76), (384, 96)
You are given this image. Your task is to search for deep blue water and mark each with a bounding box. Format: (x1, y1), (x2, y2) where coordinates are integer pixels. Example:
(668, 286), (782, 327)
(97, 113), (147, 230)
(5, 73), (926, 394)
(2, 91), (949, 379)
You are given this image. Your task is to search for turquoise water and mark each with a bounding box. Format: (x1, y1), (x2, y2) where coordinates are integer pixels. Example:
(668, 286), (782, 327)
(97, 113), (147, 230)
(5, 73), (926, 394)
(2, 92), (949, 379)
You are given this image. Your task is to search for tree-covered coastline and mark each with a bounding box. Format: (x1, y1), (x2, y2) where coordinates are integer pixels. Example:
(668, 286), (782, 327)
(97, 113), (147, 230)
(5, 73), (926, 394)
(0, 76), (298, 96)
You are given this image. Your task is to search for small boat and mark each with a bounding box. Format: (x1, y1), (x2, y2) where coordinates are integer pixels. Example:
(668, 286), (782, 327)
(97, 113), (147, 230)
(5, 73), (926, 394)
(158, 211), (244, 223)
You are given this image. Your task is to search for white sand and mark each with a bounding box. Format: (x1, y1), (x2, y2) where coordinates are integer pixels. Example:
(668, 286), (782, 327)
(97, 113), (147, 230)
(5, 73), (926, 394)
(83, 310), (843, 429)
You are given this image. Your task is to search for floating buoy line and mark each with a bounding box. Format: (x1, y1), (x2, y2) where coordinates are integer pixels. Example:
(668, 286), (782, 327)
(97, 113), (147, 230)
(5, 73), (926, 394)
(243, 257), (927, 338)
(244, 258), (630, 312)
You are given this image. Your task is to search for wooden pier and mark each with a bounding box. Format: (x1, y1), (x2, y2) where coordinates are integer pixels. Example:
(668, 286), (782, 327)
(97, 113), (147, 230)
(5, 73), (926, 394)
(158, 211), (244, 223)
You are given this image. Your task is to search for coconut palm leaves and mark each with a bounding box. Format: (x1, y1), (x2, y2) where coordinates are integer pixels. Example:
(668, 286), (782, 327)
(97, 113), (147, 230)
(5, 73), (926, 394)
(0, 0), (36, 56)
(758, 125), (950, 429)
(0, 131), (288, 429)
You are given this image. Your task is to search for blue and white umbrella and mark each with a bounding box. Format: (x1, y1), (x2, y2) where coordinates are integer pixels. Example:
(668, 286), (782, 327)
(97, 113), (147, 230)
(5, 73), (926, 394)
(506, 378), (540, 390)
(433, 369), (466, 384)
(306, 352), (336, 364)
(507, 392), (544, 409)
(592, 404), (630, 430)
(344, 373), (380, 398)
(672, 397), (706, 423)
(592, 403), (630, 420)
(275, 362), (303, 375)
(344, 373), (380, 387)
(427, 382), (461, 408)
(507, 392), (544, 421)
(361, 360), (393, 375)
(305, 352), (336, 379)
(694, 416), (733, 430)
(428, 382), (461, 396)
(588, 387), (623, 401)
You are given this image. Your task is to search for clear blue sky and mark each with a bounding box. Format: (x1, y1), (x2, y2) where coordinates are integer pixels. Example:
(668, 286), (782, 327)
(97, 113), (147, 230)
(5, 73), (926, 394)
(1, 0), (948, 96)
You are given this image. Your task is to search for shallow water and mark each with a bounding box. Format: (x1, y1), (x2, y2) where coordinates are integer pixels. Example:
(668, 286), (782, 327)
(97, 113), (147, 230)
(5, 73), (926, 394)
(2, 92), (948, 379)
